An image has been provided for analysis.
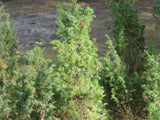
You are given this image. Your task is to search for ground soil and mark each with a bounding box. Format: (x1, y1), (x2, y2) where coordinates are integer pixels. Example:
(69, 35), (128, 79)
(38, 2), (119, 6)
(4, 0), (158, 58)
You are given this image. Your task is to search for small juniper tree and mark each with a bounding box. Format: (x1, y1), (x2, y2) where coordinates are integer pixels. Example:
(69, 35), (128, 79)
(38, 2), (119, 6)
(51, 2), (106, 119)
(0, 4), (18, 85)
(101, 35), (137, 119)
(102, 1), (147, 118)
(13, 44), (55, 119)
(143, 52), (160, 120)
(109, 0), (145, 74)
(101, 35), (127, 107)
(0, 5), (55, 119)
(153, 0), (160, 30)
(0, 4), (19, 119)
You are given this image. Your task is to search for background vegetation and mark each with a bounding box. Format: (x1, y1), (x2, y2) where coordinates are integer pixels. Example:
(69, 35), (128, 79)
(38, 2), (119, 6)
(0, 0), (160, 120)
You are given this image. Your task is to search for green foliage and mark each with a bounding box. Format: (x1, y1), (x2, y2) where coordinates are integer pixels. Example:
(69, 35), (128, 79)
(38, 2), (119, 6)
(51, 4), (107, 119)
(143, 52), (160, 120)
(102, 1), (148, 119)
(101, 35), (145, 119)
(153, 0), (160, 30)
(0, 4), (17, 83)
(15, 45), (55, 119)
(103, 1), (160, 118)
(146, 1), (160, 119)
(0, 5), (19, 119)
(153, 0), (160, 18)
(0, 5), (55, 119)
(101, 35), (127, 107)
(148, 41), (158, 56)
(1, 1), (160, 119)
(109, 0), (145, 74)
(101, 36), (128, 119)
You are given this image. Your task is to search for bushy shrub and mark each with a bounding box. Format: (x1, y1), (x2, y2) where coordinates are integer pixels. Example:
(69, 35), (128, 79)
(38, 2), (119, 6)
(153, 0), (160, 30)
(0, 5), (55, 119)
(102, 0), (147, 119)
(153, 0), (160, 18)
(0, 5), (19, 119)
(51, 3), (107, 119)
(14, 44), (55, 119)
(109, 0), (145, 74)
(143, 52), (160, 120)
(101, 35), (128, 119)
(0, 4), (18, 85)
